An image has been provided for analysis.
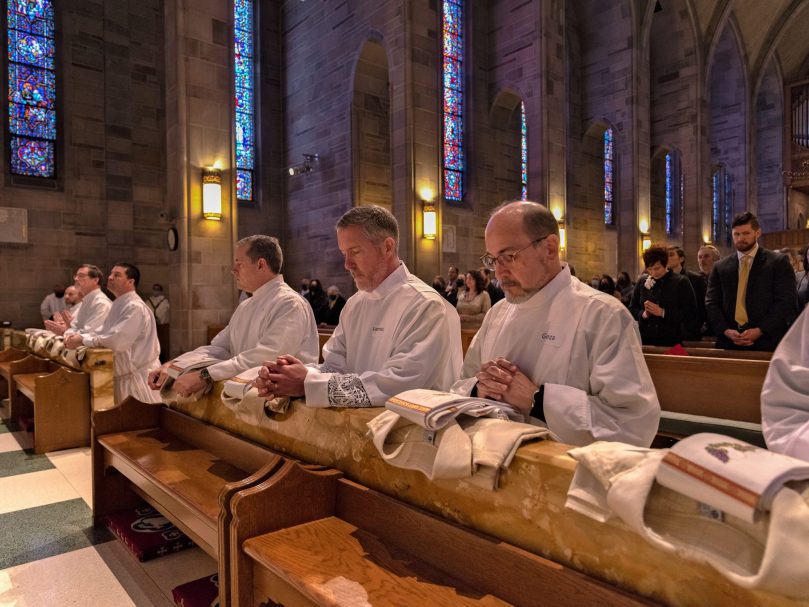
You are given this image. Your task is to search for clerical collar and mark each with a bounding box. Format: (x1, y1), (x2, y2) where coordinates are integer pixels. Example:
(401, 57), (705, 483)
(367, 262), (407, 300)
(249, 274), (283, 299)
(736, 243), (758, 262)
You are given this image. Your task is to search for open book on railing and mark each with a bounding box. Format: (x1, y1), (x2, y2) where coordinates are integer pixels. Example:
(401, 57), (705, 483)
(385, 388), (524, 431)
(656, 432), (809, 522)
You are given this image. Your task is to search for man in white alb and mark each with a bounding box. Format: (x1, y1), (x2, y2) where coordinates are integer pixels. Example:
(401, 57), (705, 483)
(147, 283), (170, 325)
(452, 201), (660, 447)
(65, 262), (160, 404)
(45, 265), (112, 336)
(761, 306), (809, 460)
(255, 205), (462, 407)
(148, 235), (319, 397)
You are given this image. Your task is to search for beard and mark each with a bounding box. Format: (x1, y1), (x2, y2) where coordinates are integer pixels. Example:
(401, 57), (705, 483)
(735, 240), (756, 253)
(501, 281), (540, 304)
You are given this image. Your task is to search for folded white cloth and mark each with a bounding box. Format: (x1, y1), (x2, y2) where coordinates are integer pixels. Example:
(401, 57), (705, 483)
(45, 335), (64, 358)
(59, 345), (89, 368)
(25, 329), (55, 355)
(367, 410), (547, 489)
(565, 441), (809, 598)
(159, 354), (220, 405)
(221, 366), (290, 425)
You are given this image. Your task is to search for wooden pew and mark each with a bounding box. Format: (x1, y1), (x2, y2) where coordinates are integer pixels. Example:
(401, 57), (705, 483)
(643, 352), (768, 445)
(0, 353), (50, 418)
(14, 364), (90, 453)
(641, 345), (772, 361)
(231, 463), (651, 607)
(92, 397), (283, 607)
(0, 347), (28, 406)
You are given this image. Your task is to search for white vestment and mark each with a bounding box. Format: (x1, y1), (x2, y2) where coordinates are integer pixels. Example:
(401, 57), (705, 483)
(147, 295), (170, 325)
(81, 290), (161, 404)
(186, 275), (319, 381)
(64, 288), (112, 337)
(40, 292), (66, 320)
(762, 307), (809, 460)
(452, 265), (660, 447)
(304, 263), (463, 407)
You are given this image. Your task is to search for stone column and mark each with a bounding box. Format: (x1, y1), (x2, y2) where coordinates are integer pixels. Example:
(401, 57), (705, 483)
(164, 0), (237, 355)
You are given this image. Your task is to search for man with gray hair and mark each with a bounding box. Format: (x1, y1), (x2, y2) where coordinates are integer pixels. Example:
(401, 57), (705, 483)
(256, 205), (462, 407)
(46, 264), (112, 336)
(148, 235), (319, 397)
(452, 200), (660, 447)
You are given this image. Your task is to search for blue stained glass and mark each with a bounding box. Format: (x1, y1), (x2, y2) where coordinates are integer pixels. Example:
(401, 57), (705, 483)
(604, 128), (614, 224)
(237, 169), (253, 201)
(445, 169), (463, 201)
(712, 171), (720, 244)
(9, 30), (54, 69)
(10, 136), (53, 177)
(443, 0), (464, 203)
(665, 153), (672, 234)
(234, 0), (255, 201)
(521, 101), (528, 200)
(7, 0), (56, 179)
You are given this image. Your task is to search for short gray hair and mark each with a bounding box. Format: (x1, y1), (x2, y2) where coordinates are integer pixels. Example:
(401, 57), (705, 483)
(491, 200), (559, 240)
(336, 205), (399, 249)
(237, 235), (283, 274)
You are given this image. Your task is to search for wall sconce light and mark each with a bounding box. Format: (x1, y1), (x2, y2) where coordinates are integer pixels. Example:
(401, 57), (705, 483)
(202, 168), (222, 221)
(641, 232), (652, 252)
(422, 200), (437, 240)
(287, 153), (319, 176)
(558, 221), (566, 249)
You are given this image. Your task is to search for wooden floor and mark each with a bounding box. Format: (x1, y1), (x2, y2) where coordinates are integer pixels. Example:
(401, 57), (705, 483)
(0, 399), (216, 606)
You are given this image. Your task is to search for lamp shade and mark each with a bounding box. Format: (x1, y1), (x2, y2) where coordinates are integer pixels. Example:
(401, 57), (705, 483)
(423, 201), (437, 239)
(202, 168), (222, 220)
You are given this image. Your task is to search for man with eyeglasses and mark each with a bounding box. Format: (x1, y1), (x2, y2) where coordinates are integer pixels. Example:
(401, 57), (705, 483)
(451, 201), (660, 447)
(45, 264), (112, 337)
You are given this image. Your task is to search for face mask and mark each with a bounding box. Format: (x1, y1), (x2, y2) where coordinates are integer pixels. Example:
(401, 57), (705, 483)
(152, 290), (162, 297)
(301, 284), (308, 291)
(55, 290), (65, 297)
(329, 294), (337, 301)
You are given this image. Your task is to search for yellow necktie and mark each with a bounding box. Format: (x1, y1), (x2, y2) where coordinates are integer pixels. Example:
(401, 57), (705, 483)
(734, 255), (751, 326)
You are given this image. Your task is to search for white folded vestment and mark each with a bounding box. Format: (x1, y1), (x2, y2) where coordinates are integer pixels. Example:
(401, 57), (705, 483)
(221, 366), (290, 425)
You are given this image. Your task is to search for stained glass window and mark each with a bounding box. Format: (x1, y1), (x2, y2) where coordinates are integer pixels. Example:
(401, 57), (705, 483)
(665, 153), (672, 234)
(234, 0), (255, 202)
(604, 128), (614, 224)
(520, 101), (527, 200)
(711, 166), (733, 247)
(7, 0), (56, 178)
(443, 0), (464, 202)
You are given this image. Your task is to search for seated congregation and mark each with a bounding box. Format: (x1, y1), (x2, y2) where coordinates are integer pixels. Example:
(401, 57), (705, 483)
(6, 201), (809, 607)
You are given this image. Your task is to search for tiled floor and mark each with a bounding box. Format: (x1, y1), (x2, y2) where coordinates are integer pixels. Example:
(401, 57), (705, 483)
(0, 401), (216, 606)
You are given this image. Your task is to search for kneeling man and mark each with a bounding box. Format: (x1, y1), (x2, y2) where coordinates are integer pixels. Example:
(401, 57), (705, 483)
(256, 205), (462, 406)
(148, 235), (319, 397)
(452, 201), (660, 447)
(65, 263), (160, 404)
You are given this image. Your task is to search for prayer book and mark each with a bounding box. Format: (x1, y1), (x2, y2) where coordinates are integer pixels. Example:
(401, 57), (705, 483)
(385, 388), (524, 431)
(656, 432), (809, 522)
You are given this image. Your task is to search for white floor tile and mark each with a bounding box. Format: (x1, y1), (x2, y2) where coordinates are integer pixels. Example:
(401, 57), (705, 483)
(46, 447), (92, 508)
(0, 469), (79, 515)
(0, 434), (21, 454)
(0, 543), (154, 607)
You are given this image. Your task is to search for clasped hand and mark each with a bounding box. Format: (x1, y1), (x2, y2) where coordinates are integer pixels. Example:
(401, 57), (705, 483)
(724, 327), (762, 347)
(642, 300), (664, 318)
(474, 357), (536, 417)
(255, 355), (307, 399)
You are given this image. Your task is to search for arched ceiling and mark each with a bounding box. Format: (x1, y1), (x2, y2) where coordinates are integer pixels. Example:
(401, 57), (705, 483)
(635, 0), (809, 82)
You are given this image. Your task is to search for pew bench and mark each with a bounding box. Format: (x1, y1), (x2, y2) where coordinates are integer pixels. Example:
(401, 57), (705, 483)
(641, 345), (772, 361)
(644, 352), (769, 446)
(13, 364), (89, 453)
(0, 352), (51, 417)
(92, 397), (284, 607)
(232, 464), (651, 607)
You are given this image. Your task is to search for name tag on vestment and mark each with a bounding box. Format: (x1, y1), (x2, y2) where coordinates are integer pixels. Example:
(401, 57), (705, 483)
(541, 332), (560, 347)
(372, 326), (384, 333)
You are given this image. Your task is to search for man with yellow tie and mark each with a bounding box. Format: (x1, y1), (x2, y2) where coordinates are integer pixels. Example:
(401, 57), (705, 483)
(705, 212), (798, 351)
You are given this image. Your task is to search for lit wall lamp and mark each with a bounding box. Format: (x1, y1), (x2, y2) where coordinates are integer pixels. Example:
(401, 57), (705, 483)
(641, 232), (652, 252)
(420, 187), (438, 240)
(557, 221), (566, 249)
(202, 168), (222, 221)
(287, 153), (319, 176)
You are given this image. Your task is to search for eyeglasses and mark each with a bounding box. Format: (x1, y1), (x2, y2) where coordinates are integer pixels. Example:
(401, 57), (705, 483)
(480, 236), (548, 271)
(74, 273), (90, 280)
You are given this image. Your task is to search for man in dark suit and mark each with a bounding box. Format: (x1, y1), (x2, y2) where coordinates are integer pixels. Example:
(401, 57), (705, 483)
(705, 212), (798, 351)
(667, 245), (706, 339)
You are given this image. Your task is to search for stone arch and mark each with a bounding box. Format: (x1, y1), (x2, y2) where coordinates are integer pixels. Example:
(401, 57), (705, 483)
(707, 18), (748, 223)
(488, 88), (526, 204)
(351, 38), (391, 210)
(755, 55), (785, 232)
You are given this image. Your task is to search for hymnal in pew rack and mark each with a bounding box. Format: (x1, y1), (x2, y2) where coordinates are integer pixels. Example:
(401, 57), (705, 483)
(656, 432), (809, 522)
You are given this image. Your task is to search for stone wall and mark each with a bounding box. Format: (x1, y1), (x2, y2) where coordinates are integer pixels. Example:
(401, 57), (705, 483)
(755, 58), (785, 233)
(0, 0), (167, 329)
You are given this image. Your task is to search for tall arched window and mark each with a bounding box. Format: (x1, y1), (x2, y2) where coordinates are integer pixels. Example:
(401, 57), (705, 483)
(603, 128), (614, 224)
(712, 165), (733, 247)
(442, 0), (464, 202)
(520, 101), (527, 200)
(234, 0), (255, 202)
(7, 0), (56, 178)
(664, 151), (683, 236)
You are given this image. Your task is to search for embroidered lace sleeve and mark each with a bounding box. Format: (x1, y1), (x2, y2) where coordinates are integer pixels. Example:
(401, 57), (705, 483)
(326, 374), (373, 408)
